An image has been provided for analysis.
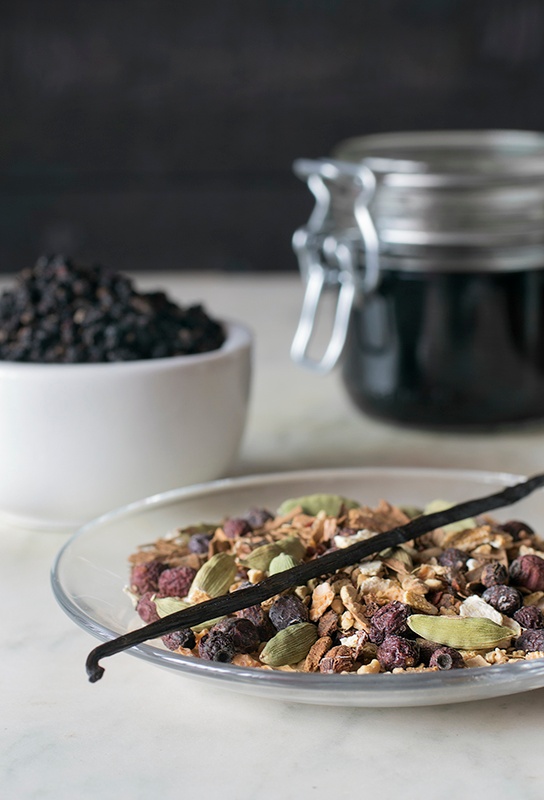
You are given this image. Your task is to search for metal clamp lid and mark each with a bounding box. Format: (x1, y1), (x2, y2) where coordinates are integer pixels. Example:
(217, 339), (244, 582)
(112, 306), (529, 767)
(290, 159), (379, 373)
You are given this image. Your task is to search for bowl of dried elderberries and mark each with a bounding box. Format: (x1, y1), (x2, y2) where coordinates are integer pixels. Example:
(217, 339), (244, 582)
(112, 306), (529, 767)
(0, 255), (252, 529)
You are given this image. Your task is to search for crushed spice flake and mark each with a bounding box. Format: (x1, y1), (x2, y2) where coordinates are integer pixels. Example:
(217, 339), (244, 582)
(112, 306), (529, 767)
(124, 495), (544, 675)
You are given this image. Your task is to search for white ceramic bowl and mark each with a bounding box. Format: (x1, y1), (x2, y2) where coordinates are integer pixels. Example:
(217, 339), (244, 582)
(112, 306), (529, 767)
(0, 321), (252, 530)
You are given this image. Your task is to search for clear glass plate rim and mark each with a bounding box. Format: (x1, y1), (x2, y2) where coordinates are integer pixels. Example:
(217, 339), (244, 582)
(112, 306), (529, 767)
(50, 465), (544, 697)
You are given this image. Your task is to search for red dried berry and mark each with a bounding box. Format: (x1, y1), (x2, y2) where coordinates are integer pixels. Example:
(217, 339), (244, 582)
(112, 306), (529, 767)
(513, 605), (544, 629)
(136, 592), (160, 623)
(482, 585), (523, 616)
(377, 635), (420, 671)
(480, 562), (508, 588)
(509, 555), (544, 592)
(428, 646), (464, 670)
(222, 517), (252, 539)
(369, 601), (412, 644)
(269, 594), (309, 631)
(130, 560), (165, 594)
(161, 629), (196, 651)
(157, 566), (197, 598)
(515, 629), (544, 653)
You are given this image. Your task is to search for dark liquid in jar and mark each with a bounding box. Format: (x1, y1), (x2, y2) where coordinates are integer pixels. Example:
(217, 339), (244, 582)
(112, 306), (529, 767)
(342, 269), (544, 428)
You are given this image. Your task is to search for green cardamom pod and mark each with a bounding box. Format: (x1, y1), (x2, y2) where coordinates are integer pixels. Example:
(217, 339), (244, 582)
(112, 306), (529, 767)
(244, 536), (306, 571)
(268, 553), (299, 575)
(260, 622), (318, 667)
(191, 552), (237, 597)
(243, 542), (282, 571)
(153, 596), (224, 633)
(407, 614), (514, 650)
(399, 505), (423, 520)
(423, 499), (477, 534)
(277, 493), (360, 517)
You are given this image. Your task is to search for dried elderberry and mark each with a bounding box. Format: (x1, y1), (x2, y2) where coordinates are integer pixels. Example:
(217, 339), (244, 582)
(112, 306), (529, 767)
(428, 646), (464, 670)
(157, 566), (197, 598)
(438, 548), (469, 570)
(499, 520), (535, 540)
(241, 508), (274, 529)
(509, 554), (544, 592)
(482, 585), (523, 616)
(130, 560), (165, 595)
(0, 255), (225, 363)
(136, 592), (160, 624)
(377, 635), (420, 671)
(269, 594), (309, 631)
(188, 532), (213, 555)
(222, 517), (252, 539)
(513, 605), (544, 629)
(235, 605), (276, 641)
(369, 601), (412, 645)
(515, 629), (544, 653)
(161, 629), (196, 651)
(198, 630), (236, 662)
(213, 617), (260, 653)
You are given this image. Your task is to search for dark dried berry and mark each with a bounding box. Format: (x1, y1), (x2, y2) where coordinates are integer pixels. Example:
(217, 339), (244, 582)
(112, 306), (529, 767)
(136, 592), (160, 623)
(222, 517), (252, 539)
(319, 645), (355, 674)
(188, 532), (213, 554)
(241, 507), (274, 529)
(509, 555), (544, 592)
(499, 520), (535, 540)
(482, 584), (523, 615)
(513, 605), (544, 629)
(157, 566), (197, 598)
(235, 605), (276, 641)
(161, 629), (196, 651)
(417, 638), (442, 666)
(515, 629), (544, 653)
(198, 630), (236, 662)
(212, 617), (260, 653)
(377, 636), (420, 671)
(369, 601), (412, 644)
(480, 562), (508, 588)
(428, 646), (464, 670)
(438, 548), (469, 570)
(317, 609), (339, 638)
(130, 560), (165, 594)
(269, 594), (309, 631)
(0, 255), (225, 363)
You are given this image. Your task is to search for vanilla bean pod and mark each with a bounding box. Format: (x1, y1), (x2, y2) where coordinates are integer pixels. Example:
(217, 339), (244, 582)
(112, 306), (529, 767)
(86, 472), (544, 682)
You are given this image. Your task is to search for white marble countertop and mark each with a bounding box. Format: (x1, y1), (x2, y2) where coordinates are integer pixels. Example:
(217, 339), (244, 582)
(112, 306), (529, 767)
(2, 272), (544, 800)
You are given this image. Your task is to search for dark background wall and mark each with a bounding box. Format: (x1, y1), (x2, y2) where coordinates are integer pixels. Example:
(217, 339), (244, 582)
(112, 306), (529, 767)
(2, 0), (544, 273)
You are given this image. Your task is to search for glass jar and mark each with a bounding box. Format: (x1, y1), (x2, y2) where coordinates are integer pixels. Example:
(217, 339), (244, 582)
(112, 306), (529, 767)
(291, 130), (544, 429)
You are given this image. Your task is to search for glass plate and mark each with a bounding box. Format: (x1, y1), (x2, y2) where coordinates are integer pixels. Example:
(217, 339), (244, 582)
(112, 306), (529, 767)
(51, 467), (544, 707)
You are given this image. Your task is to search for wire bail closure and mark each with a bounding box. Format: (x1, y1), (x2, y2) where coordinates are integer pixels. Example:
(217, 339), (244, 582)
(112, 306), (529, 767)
(290, 159), (379, 373)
